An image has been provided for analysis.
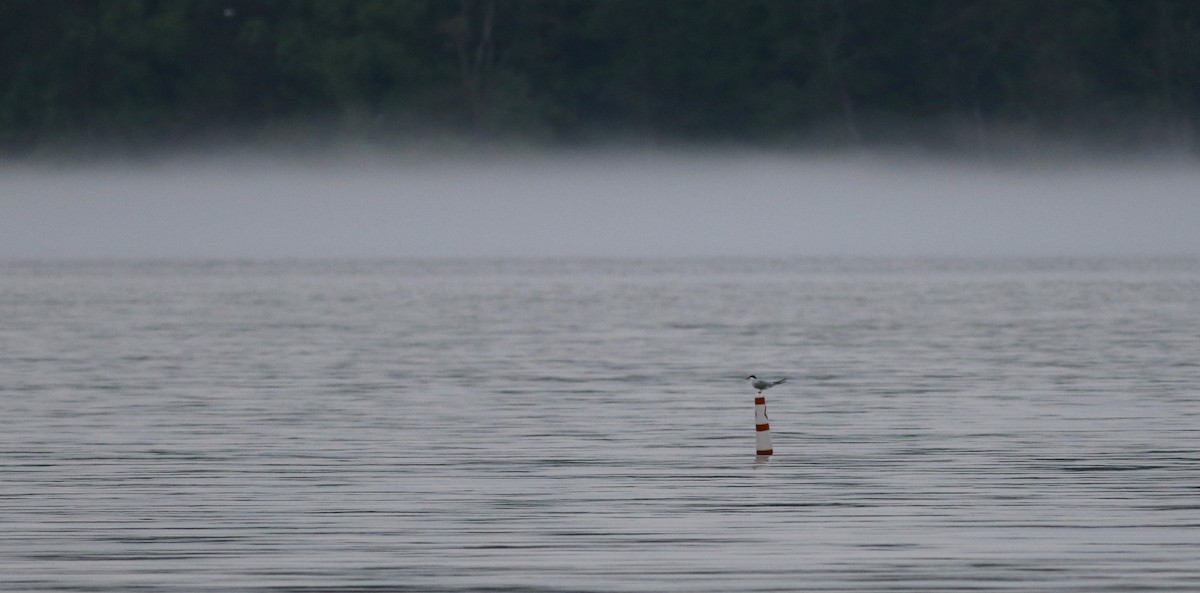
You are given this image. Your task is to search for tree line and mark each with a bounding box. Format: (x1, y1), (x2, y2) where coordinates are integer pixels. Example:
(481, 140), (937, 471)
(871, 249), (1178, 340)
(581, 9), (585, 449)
(2, 0), (1198, 156)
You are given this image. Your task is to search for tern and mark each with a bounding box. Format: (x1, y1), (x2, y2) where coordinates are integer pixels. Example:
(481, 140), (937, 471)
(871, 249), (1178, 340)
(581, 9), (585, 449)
(746, 375), (787, 393)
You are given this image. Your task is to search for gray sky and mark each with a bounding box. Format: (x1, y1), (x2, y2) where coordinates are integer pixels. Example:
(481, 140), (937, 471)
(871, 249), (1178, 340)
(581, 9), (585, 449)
(2, 152), (1198, 259)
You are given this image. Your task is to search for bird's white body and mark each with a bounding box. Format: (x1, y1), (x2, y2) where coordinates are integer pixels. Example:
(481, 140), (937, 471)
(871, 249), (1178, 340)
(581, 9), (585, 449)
(746, 375), (787, 393)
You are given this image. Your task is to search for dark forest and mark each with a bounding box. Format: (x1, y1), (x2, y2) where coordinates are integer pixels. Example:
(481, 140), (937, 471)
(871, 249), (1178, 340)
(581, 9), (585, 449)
(3, 0), (1198, 156)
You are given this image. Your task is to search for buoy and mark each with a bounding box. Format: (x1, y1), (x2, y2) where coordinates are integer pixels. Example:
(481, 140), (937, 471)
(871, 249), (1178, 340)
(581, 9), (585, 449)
(755, 395), (773, 456)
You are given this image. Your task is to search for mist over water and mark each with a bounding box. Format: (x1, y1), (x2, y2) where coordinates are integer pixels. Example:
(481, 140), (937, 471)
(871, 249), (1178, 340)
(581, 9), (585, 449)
(3, 152), (1198, 259)
(3, 151), (1200, 591)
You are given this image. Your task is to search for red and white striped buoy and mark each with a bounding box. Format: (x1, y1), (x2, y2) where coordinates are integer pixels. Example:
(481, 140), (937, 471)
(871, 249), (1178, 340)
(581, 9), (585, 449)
(755, 395), (773, 456)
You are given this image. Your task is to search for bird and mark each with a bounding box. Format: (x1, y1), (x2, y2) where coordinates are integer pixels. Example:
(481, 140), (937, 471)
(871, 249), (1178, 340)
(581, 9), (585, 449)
(746, 375), (787, 393)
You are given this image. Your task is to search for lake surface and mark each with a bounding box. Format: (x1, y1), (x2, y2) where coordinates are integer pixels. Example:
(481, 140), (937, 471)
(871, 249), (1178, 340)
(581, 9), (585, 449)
(3, 258), (1198, 592)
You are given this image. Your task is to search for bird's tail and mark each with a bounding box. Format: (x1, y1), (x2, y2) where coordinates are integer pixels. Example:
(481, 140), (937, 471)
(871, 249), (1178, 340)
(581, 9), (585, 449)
(773, 378), (788, 386)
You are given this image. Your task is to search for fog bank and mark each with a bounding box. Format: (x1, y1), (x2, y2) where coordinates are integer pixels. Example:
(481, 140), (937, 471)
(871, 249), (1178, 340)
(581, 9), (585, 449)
(3, 153), (1198, 259)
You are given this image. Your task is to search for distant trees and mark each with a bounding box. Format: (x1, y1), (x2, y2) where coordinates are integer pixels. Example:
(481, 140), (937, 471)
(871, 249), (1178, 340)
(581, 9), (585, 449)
(1, 0), (1198, 155)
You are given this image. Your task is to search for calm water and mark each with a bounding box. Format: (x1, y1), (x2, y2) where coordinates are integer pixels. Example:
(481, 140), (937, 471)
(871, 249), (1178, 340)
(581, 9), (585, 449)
(2, 258), (1198, 592)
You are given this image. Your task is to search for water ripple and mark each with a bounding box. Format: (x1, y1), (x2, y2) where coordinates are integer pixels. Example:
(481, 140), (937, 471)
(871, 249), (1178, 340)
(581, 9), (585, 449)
(2, 258), (1198, 592)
